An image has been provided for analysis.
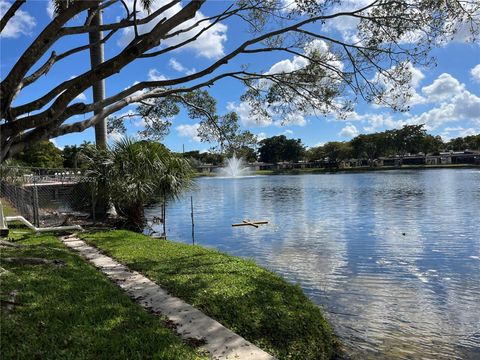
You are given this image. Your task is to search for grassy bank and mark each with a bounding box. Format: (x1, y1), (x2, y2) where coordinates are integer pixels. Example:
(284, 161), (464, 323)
(253, 163), (479, 176)
(0, 229), (207, 360)
(81, 230), (339, 360)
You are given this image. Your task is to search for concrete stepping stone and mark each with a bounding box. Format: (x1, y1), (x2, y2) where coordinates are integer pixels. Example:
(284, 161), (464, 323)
(60, 234), (275, 360)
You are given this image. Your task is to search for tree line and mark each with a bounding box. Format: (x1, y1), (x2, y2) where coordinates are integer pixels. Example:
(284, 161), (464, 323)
(257, 125), (479, 164)
(7, 125), (479, 168)
(306, 126), (480, 163)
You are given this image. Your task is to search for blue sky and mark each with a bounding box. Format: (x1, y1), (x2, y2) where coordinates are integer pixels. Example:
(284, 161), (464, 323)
(1, 0), (479, 152)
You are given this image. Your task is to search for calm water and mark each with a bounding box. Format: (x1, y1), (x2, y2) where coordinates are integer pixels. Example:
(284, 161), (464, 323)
(145, 169), (480, 359)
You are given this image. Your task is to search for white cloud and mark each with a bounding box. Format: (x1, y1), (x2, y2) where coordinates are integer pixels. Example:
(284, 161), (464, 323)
(168, 58), (196, 75)
(331, 72), (480, 134)
(283, 129), (293, 135)
(74, 92), (87, 101)
(280, 0), (300, 12)
(406, 91), (480, 130)
(421, 73), (464, 103)
(458, 128), (478, 137)
(337, 111), (404, 133)
(409, 64), (426, 88)
(118, 0), (227, 59)
(0, 0), (36, 38)
(277, 113), (306, 127)
(323, 0), (479, 46)
(441, 126), (479, 140)
(50, 138), (63, 150)
(267, 56), (308, 75)
(373, 62), (426, 107)
(265, 39), (343, 81)
(396, 72), (480, 130)
(108, 130), (125, 143)
(169, 58), (185, 72)
(322, 0), (372, 42)
(471, 64), (480, 83)
(256, 132), (267, 141)
(111, 109), (141, 126)
(226, 101), (272, 127)
(176, 123), (201, 142)
(451, 91), (480, 120)
(46, 0), (55, 19)
(148, 69), (167, 81)
(339, 124), (359, 138)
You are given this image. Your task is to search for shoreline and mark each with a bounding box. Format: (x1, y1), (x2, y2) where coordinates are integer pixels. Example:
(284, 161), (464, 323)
(252, 164), (479, 176)
(194, 163), (479, 177)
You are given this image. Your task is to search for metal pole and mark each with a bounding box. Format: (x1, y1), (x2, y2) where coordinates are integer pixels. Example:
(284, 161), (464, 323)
(190, 196), (195, 245)
(91, 186), (96, 225)
(33, 182), (40, 227)
(162, 199), (166, 239)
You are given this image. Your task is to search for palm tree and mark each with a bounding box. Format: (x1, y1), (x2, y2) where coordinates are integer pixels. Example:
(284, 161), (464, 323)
(83, 138), (193, 232)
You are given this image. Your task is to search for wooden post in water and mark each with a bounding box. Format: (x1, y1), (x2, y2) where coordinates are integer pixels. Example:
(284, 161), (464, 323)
(162, 200), (166, 238)
(190, 196), (195, 245)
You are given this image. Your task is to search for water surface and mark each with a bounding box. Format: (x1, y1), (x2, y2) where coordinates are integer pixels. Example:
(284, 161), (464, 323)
(146, 169), (480, 359)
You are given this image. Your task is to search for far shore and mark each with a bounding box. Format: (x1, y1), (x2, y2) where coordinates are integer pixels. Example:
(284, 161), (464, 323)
(194, 163), (479, 177)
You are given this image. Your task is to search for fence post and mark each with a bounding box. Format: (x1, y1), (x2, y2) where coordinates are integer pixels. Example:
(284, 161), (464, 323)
(91, 185), (96, 225)
(34, 184), (40, 227)
(14, 186), (18, 210)
(30, 187), (36, 225)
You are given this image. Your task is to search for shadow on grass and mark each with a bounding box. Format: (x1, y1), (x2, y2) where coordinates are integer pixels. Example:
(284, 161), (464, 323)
(83, 230), (340, 360)
(0, 233), (206, 360)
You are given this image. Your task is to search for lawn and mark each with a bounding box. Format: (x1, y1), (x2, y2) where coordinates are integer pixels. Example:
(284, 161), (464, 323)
(0, 228), (207, 360)
(81, 230), (339, 360)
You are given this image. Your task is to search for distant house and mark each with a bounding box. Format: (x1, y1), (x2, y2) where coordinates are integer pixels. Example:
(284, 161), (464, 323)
(197, 164), (220, 173)
(377, 157), (400, 167)
(426, 151), (480, 165)
(401, 155), (426, 166)
(450, 151), (480, 165)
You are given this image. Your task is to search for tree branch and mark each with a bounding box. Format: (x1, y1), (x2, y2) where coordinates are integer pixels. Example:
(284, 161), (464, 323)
(4, 0), (206, 145)
(0, 0), (96, 119)
(62, 0), (180, 35)
(0, 0), (25, 33)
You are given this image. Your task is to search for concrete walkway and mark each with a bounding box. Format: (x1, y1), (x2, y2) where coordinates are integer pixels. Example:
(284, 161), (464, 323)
(60, 234), (275, 360)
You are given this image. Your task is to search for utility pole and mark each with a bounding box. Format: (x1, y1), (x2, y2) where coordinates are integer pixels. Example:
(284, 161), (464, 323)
(88, 6), (107, 149)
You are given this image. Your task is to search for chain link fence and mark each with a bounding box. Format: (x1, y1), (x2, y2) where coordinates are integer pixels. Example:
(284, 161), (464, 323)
(0, 166), (95, 227)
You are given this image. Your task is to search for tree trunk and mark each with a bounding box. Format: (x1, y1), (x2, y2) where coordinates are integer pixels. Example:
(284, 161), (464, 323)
(88, 6), (108, 216)
(124, 203), (146, 233)
(88, 6), (107, 149)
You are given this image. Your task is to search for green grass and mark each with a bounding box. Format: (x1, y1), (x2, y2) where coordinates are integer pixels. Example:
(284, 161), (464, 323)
(0, 229), (207, 360)
(81, 230), (339, 360)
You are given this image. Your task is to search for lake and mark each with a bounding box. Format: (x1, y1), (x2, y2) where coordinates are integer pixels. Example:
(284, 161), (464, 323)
(145, 169), (480, 359)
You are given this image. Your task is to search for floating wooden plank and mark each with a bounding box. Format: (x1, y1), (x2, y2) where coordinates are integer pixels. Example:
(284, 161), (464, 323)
(242, 220), (258, 228)
(232, 220), (268, 228)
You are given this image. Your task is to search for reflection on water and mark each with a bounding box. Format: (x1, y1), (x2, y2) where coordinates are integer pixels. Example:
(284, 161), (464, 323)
(145, 169), (480, 359)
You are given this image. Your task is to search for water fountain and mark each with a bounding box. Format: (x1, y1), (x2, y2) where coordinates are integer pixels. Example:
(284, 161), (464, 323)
(216, 155), (251, 177)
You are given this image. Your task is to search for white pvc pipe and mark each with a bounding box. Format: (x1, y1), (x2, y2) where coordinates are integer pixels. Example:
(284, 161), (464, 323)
(5, 216), (82, 233)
